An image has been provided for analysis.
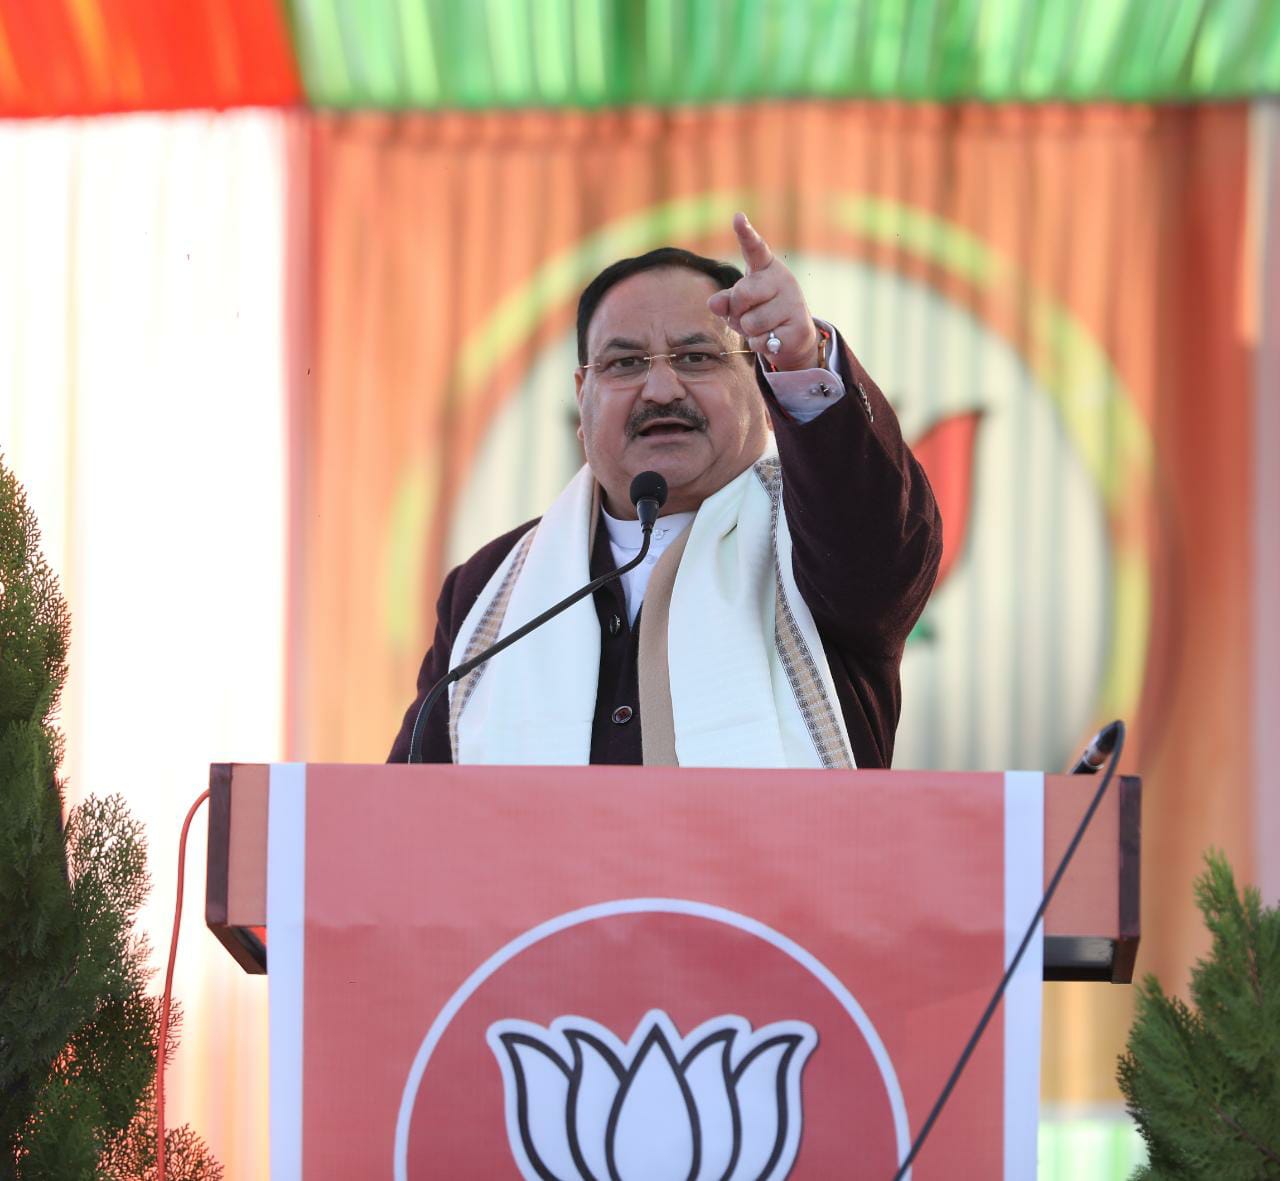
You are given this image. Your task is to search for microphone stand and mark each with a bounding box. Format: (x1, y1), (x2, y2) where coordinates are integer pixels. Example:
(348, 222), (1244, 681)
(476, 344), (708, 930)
(889, 720), (1127, 1179)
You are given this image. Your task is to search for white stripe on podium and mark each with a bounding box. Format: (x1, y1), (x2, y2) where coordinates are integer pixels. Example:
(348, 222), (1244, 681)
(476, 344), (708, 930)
(1004, 770), (1044, 1178)
(268, 763), (307, 1180)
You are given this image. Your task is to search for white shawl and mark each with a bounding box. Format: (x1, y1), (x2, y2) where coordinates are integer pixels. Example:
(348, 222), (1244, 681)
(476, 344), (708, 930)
(448, 446), (854, 769)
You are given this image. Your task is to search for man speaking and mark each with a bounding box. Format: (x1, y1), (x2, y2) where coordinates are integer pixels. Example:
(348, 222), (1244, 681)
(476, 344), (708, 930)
(388, 213), (942, 769)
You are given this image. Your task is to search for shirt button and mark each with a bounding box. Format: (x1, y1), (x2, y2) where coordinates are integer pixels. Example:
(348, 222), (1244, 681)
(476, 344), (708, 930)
(611, 705), (634, 725)
(608, 613), (622, 636)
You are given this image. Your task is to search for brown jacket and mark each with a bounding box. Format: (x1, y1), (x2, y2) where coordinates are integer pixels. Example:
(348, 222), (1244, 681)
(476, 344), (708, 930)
(388, 348), (941, 768)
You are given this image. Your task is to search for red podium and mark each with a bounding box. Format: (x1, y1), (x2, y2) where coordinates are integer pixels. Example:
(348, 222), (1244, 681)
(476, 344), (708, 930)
(206, 764), (1139, 1180)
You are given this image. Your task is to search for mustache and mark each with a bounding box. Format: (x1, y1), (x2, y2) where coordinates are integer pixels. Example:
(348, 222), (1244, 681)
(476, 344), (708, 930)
(626, 403), (708, 438)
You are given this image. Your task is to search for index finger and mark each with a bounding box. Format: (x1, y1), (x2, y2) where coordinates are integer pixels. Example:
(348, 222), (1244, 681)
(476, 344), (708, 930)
(733, 211), (774, 274)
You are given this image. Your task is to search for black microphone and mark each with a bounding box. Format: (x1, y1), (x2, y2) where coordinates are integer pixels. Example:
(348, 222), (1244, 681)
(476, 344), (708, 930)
(407, 471), (669, 763)
(1068, 720), (1123, 774)
(631, 469), (665, 530)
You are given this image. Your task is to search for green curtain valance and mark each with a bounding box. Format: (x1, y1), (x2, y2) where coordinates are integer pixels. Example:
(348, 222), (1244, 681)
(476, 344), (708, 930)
(288, 0), (1280, 110)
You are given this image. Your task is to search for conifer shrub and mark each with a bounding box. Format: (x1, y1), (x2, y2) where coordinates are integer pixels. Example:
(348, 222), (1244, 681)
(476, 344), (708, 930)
(0, 456), (220, 1180)
(1119, 852), (1280, 1179)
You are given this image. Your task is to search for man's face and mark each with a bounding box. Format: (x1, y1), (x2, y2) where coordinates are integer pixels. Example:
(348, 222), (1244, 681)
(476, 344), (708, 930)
(575, 267), (769, 517)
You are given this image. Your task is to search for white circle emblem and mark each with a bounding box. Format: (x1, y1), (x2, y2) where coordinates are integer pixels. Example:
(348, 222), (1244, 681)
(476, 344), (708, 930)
(393, 897), (913, 1179)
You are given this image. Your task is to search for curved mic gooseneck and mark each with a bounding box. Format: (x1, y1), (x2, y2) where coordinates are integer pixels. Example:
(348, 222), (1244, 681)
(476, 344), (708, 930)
(407, 471), (669, 764)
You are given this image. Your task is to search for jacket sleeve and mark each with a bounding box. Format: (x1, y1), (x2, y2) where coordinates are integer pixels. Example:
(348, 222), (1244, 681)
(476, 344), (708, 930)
(387, 518), (541, 763)
(386, 563), (463, 763)
(766, 341), (943, 666)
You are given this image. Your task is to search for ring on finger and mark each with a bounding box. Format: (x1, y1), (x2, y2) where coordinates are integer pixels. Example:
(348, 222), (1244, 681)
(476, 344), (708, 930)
(765, 329), (782, 355)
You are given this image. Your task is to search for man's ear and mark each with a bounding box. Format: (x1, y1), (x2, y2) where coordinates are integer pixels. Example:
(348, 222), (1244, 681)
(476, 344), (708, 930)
(573, 369), (587, 441)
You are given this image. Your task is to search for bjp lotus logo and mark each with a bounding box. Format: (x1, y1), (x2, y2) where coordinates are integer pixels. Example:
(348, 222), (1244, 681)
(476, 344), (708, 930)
(487, 1010), (818, 1181)
(397, 903), (908, 1177)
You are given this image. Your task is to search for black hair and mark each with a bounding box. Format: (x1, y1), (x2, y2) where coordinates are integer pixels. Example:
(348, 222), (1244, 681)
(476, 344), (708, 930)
(576, 247), (744, 364)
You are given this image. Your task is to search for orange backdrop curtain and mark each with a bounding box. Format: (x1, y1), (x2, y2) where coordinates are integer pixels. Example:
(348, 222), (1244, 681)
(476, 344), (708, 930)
(291, 101), (1256, 1104)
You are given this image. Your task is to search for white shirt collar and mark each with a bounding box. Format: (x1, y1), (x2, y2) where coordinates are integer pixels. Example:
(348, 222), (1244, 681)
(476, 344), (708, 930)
(602, 505), (696, 554)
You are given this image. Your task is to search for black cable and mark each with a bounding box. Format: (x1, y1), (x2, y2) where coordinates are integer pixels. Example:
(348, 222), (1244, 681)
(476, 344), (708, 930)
(890, 721), (1127, 1180)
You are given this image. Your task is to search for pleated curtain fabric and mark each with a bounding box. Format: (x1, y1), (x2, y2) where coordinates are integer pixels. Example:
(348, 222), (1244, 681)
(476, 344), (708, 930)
(291, 99), (1258, 1111)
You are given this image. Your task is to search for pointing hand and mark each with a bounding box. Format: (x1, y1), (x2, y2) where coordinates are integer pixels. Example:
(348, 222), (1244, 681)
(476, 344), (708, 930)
(706, 212), (820, 372)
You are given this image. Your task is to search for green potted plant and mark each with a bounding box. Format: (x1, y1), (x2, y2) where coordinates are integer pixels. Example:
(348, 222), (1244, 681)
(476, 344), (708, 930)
(1119, 852), (1280, 1179)
(0, 456), (220, 1180)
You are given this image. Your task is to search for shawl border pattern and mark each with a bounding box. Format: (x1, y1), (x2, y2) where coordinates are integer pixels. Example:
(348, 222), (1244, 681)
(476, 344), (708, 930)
(447, 525), (538, 761)
(753, 456), (854, 770)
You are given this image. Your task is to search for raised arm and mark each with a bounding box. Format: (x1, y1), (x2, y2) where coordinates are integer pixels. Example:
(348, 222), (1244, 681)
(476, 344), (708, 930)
(709, 212), (943, 660)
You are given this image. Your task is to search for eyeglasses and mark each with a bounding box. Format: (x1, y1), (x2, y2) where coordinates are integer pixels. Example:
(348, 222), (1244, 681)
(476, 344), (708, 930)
(582, 347), (754, 389)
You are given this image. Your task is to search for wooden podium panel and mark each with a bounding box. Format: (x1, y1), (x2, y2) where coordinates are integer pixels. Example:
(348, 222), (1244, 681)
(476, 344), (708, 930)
(205, 764), (1139, 982)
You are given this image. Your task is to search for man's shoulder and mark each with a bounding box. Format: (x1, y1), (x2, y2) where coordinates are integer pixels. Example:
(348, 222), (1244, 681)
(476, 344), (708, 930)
(457, 517), (541, 573)
(439, 517), (541, 624)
